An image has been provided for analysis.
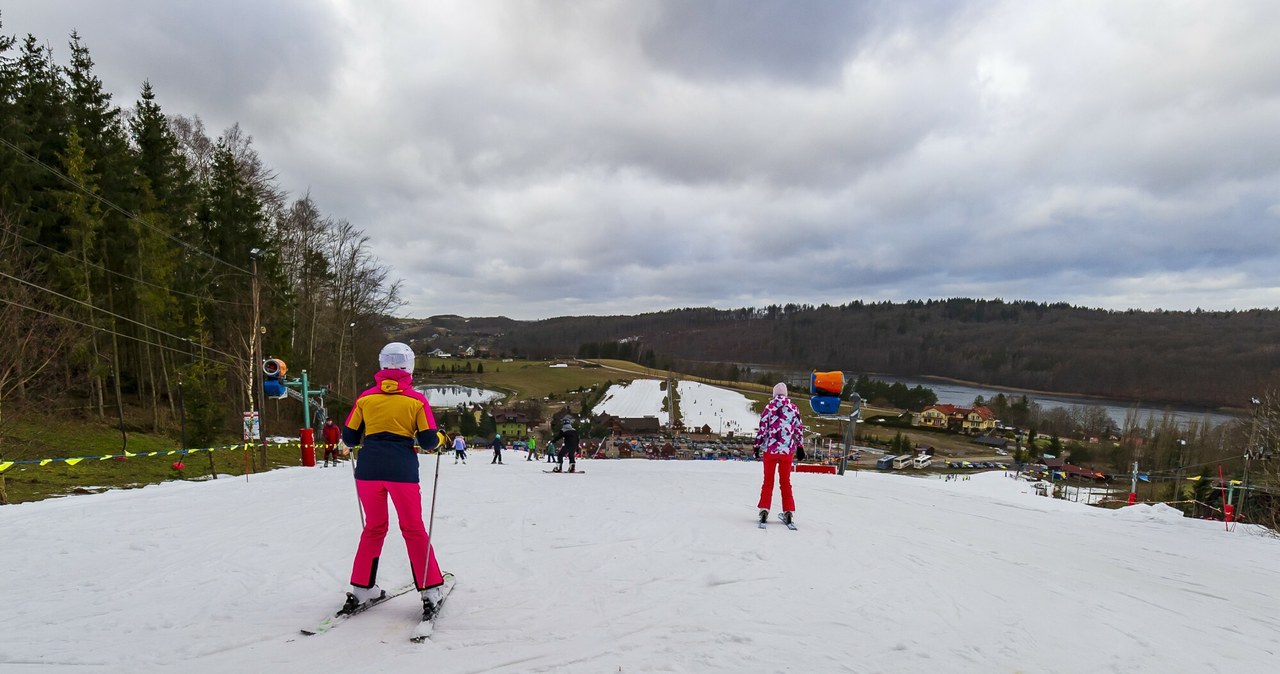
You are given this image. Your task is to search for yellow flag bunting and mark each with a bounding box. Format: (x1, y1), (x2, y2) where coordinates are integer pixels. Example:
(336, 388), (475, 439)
(0, 442), (303, 473)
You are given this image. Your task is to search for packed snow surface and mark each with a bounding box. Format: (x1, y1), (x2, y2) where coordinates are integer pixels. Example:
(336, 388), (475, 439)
(676, 380), (759, 436)
(590, 378), (669, 424)
(2, 460), (1278, 673)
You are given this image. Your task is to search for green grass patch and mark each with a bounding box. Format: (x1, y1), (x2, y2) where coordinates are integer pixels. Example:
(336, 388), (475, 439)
(419, 358), (641, 401)
(1, 414), (311, 505)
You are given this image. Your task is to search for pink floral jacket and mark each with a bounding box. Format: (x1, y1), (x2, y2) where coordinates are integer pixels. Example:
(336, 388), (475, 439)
(754, 396), (804, 456)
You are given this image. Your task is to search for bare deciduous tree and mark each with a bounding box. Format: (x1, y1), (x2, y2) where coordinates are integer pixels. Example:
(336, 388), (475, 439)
(0, 218), (76, 504)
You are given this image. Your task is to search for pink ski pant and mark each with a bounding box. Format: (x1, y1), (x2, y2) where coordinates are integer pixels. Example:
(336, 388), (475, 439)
(757, 453), (795, 512)
(350, 480), (444, 590)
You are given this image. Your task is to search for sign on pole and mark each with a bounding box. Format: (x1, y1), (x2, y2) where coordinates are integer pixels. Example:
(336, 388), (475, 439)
(243, 411), (261, 441)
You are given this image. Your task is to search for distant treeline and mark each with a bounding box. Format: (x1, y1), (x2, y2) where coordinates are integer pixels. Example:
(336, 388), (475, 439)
(849, 375), (938, 410)
(497, 299), (1280, 409)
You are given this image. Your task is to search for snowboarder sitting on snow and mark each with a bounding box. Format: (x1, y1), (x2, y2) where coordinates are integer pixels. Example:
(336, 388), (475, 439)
(550, 417), (580, 472)
(755, 382), (804, 526)
(341, 342), (448, 622)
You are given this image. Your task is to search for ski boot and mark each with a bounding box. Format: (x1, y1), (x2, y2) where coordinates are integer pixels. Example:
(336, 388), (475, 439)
(783, 511), (793, 526)
(340, 585), (385, 615)
(552, 466), (562, 473)
(421, 586), (443, 622)
(568, 464), (576, 473)
(759, 509), (769, 524)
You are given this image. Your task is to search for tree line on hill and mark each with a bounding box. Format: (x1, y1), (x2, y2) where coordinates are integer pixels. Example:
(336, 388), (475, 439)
(497, 299), (1280, 409)
(0, 25), (399, 457)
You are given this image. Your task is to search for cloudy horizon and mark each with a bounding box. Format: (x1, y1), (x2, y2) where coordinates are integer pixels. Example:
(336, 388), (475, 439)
(6, 1), (1280, 320)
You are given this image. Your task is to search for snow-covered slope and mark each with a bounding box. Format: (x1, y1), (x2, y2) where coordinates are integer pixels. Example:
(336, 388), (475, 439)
(591, 379), (669, 423)
(677, 380), (759, 436)
(2, 459), (1277, 673)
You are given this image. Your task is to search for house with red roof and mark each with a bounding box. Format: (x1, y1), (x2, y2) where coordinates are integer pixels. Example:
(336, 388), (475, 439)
(913, 404), (997, 435)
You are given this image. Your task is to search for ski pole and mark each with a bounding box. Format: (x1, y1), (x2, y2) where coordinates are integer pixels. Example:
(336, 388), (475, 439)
(428, 440), (443, 539)
(418, 442), (444, 593)
(349, 444), (365, 527)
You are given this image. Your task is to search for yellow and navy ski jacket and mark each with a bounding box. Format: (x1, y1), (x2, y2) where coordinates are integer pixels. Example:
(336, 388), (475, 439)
(342, 369), (441, 482)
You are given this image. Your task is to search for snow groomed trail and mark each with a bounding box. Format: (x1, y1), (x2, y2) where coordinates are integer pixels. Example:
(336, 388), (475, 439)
(1, 458), (1278, 673)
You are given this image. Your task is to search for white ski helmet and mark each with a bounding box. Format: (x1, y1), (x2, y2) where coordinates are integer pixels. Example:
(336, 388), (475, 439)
(378, 342), (416, 373)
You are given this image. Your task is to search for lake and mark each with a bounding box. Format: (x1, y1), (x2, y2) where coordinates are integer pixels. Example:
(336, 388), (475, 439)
(417, 385), (506, 408)
(734, 363), (1240, 430)
(873, 375), (1239, 430)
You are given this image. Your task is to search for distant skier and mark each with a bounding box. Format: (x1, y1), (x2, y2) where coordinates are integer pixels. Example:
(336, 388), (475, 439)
(452, 433), (467, 464)
(340, 342), (448, 622)
(754, 382), (804, 526)
(321, 418), (342, 466)
(526, 436), (538, 461)
(490, 434), (505, 464)
(546, 439), (556, 463)
(550, 417), (580, 473)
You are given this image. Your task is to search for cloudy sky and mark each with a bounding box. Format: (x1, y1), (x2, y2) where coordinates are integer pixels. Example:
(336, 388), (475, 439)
(6, 1), (1280, 319)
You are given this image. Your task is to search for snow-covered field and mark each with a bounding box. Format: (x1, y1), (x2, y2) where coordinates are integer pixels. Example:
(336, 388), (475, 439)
(590, 378), (669, 424)
(677, 380), (759, 436)
(3, 458), (1278, 673)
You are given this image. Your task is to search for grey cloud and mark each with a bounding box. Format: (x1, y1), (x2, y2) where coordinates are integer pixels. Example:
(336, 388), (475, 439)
(5, 0), (1280, 319)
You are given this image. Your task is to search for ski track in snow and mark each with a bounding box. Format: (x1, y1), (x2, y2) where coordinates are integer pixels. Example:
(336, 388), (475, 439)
(1, 460), (1278, 672)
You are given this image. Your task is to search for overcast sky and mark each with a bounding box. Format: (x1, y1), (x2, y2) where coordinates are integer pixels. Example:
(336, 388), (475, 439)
(6, 1), (1280, 320)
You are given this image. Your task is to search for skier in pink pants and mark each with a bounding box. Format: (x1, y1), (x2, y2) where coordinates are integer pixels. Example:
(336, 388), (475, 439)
(755, 382), (805, 526)
(341, 342), (447, 621)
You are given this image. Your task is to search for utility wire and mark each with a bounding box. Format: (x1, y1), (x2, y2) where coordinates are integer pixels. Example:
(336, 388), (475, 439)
(0, 222), (250, 307)
(0, 135), (251, 275)
(0, 269), (240, 361)
(0, 295), (240, 366)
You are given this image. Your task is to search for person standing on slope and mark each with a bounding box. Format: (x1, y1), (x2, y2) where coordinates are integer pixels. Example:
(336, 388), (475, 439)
(754, 382), (804, 526)
(452, 433), (467, 464)
(321, 418), (342, 467)
(490, 433), (505, 464)
(341, 342), (448, 622)
(550, 417), (580, 473)
(526, 435), (538, 461)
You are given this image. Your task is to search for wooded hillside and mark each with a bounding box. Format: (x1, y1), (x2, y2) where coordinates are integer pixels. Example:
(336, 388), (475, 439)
(1, 26), (399, 449)
(495, 299), (1280, 409)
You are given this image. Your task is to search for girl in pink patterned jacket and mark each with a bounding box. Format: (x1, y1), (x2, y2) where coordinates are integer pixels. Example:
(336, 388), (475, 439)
(755, 382), (804, 525)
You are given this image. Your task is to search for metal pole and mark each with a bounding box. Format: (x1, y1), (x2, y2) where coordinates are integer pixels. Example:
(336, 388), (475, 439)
(1128, 460), (1139, 505)
(250, 251), (267, 469)
(301, 370), (311, 431)
(349, 446), (364, 527)
(1236, 454), (1249, 525)
(839, 394), (862, 476)
(428, 443), (443, 539)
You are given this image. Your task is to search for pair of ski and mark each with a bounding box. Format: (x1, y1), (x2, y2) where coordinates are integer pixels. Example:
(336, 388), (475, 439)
(300, 572), (455, 642)
(759, 512), (797, 530)
(543, 469), (585, 474)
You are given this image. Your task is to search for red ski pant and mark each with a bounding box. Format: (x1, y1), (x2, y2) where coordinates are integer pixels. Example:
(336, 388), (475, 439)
(757, 453), (795, 512)
(350, 480), (444, 591)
